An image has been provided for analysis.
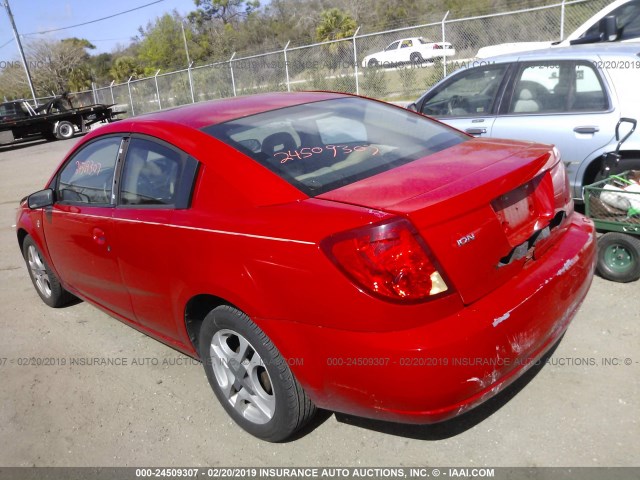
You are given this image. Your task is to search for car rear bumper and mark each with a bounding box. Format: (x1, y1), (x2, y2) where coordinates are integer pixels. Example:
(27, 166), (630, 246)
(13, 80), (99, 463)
(257, 213), (596, 424)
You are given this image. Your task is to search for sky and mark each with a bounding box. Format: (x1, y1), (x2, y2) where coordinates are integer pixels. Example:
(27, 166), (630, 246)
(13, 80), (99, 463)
(0, 0), (197, 58)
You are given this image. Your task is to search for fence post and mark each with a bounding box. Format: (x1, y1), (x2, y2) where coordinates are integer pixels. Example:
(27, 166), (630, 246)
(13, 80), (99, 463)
(127, 76), (135, 116)
(229, 52), (237, 97)
(283, 41), (291, 92)
(560, 0), (566, 40)
(188, 61), (195, 103)
(154, 70), (161, 110)
(109, 80), (115, 105)
(91, 82), (98, 104)
(441, 11), (450, 78)
(352, 26), (361, 95)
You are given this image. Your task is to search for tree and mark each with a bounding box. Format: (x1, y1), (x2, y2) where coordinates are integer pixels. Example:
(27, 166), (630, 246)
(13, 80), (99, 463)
(315, 8), (357, 43)
(26, 38), (95, 95)
(0, 62), (31, 100)
(109, 56), (144, 83)
(137, 13), (193, 71)
(192, 0), (260, 25)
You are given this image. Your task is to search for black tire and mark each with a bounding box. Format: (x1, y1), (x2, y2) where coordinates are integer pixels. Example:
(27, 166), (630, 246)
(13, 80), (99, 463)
(410, 52), (424, 64)
(592, 157), (640, 184)
(199, 305), (316, 442)
(596, 232), (640, 283)
(22, 235), (75, 307)
(54, 121), (75, 140)
(367, 58), (379, 67)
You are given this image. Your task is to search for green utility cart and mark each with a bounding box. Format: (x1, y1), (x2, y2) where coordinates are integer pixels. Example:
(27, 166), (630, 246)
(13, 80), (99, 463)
(585, 171), (640, 282)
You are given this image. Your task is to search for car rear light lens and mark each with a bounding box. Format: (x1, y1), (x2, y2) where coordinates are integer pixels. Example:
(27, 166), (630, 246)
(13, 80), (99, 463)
(321, 218), (448, 301)
(549, 151), (573, 211)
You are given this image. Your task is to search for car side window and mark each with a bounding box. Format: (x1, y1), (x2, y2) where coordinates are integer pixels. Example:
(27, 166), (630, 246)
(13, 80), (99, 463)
(420, 64), (508, 117)
(581, 0), (640, 41)
(386, 41), (400, 51)
(508, 62), (607, 114)
(57, 136), (122, 205)
(401, 40), (412, 48)
(119, 137), (199, 208)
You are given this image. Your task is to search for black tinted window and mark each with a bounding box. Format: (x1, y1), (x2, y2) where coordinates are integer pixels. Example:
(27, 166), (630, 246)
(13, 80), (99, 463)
(581, 0), (640, 41)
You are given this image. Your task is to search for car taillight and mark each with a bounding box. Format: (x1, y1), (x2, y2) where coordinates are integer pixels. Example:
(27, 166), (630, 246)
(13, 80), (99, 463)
(321, 218), (448, 302)
(549, 148), (573, 211)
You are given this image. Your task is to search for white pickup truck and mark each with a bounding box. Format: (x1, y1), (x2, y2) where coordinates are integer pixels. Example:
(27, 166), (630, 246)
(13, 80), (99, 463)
(362, 37), (455, 67)
(477, 0), (640, 58)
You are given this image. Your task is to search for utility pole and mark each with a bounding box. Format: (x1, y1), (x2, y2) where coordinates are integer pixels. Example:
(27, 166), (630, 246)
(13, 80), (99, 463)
(181, 21), (191, 66)
(3, 0), (38, 105)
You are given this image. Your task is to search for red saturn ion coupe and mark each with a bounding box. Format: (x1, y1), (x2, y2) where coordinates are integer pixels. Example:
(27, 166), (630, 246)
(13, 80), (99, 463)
(17, 92), (595, 441)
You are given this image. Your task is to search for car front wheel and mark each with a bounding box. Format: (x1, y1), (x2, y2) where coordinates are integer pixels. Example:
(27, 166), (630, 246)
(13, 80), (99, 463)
(22, 235), (75, 307)
(199, 305), (316, 442)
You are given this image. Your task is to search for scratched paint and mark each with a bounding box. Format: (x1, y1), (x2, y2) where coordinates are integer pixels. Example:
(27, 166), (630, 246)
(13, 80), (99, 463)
(492, 312), (510, 328)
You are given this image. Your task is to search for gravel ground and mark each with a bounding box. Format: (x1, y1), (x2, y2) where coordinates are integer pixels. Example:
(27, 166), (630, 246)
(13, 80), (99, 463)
(0, 137), (637, 467)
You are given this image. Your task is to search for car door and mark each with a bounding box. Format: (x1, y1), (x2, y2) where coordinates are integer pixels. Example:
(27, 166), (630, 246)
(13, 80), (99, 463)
(43, 135), (135, 318)
(491, 60), (617, 196)
(397, 39), (413, 63)
(418, 63), (511, 137)
(111, 135), (199, 338)
(381, 41), (401, 64)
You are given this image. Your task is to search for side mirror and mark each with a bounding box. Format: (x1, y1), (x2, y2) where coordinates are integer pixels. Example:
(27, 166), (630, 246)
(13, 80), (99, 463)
(407, 103), (418, 112)
(571, 15), (619, 45)
(27, 189), (54, 209)
(600, 15), (619, 42)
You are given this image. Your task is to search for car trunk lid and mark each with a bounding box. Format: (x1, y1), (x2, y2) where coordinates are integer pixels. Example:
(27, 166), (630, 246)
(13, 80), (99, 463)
(317, 138), (571, 304)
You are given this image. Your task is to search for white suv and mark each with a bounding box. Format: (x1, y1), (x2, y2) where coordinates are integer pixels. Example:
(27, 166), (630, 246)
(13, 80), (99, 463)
(477, 0), (640, 58)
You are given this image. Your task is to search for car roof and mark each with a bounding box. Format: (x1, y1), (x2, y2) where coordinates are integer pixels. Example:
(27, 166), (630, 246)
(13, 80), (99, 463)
(481, 42), (640, 63)
(128, 91), (346, 129)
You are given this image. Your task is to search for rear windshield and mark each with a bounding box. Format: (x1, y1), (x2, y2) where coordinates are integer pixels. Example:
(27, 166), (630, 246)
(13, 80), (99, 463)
(202, 97), (467, 196)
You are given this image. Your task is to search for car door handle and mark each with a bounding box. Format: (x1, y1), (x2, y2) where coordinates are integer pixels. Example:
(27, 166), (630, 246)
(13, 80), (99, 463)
(92, 227), (107, 246)
(573, 126), (599, 134)
(465, 128), (487, 135)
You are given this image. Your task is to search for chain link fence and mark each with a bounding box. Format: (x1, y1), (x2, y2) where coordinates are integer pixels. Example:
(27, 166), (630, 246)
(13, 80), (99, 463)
(68, 0), (608, 118)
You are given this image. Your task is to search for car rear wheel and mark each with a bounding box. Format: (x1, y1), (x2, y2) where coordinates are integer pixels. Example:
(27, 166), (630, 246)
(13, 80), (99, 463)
(54, 121), (75, 140)
(22, 235), (75, 307)
(199, 305), (316, 442)
(410, 52), (424, 64)
(596, 232), (640, 283)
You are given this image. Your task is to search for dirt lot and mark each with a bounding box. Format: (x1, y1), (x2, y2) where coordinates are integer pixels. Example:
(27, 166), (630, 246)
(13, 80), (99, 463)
(0, 137), (638, 467)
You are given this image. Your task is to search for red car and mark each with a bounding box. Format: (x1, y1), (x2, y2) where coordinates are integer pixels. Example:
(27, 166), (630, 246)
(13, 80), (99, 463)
(17, 92), (596, 441)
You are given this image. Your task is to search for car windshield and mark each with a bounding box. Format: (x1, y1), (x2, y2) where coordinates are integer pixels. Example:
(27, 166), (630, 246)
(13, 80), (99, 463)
(202, 97), (468, 196)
